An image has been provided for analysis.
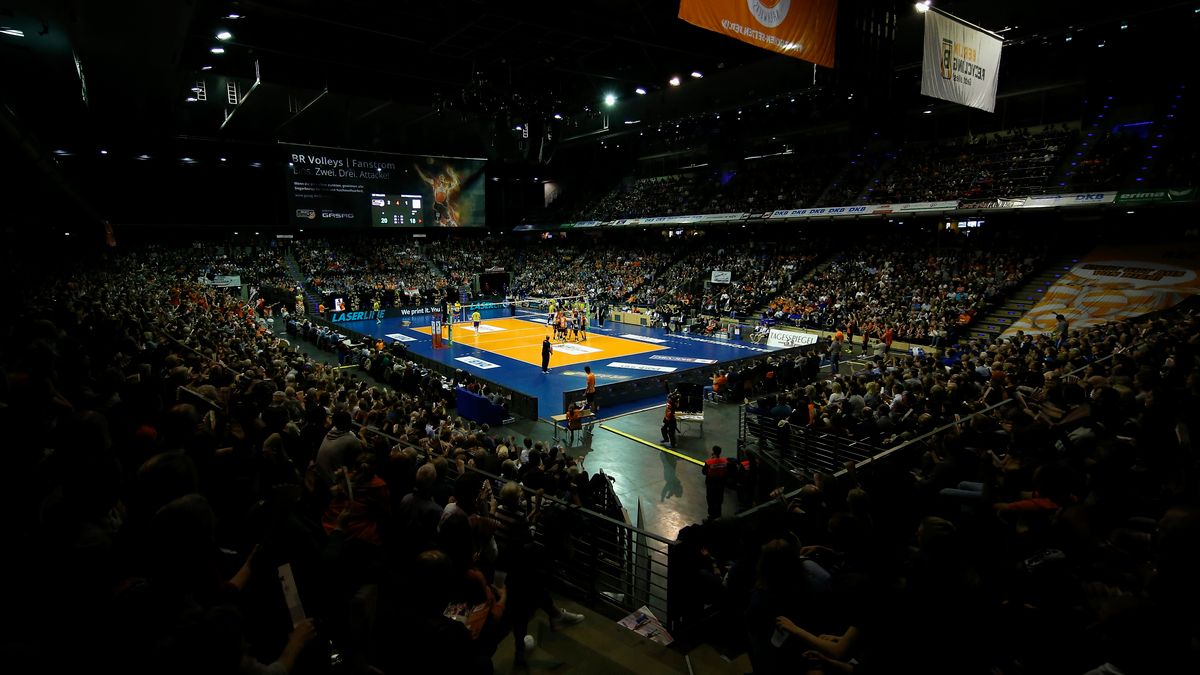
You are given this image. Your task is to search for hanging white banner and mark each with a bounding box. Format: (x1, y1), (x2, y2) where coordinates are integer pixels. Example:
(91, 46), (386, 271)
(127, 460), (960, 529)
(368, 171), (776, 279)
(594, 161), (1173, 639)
(920, 10), (1003, 113)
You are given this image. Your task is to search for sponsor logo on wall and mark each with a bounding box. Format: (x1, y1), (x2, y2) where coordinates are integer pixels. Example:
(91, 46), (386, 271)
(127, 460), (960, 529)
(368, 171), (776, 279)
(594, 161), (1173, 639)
(766, 328), (819, 348)
(329, 310), (384, 323)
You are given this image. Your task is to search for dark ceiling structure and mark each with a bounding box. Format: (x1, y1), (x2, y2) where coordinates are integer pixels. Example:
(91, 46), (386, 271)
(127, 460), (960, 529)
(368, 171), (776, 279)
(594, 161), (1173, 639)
(0, 0), (1195, 232)
(3, 0), (1194, 158)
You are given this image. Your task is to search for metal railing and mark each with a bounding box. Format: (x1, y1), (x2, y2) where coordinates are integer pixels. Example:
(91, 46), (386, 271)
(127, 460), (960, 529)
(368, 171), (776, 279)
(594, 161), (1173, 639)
(735, 349), (1125, 520)
(739, 406), (882, 479)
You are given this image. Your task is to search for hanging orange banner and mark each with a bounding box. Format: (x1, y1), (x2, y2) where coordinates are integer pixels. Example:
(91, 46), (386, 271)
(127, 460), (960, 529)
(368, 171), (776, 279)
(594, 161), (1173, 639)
(678, 0), (838, 68)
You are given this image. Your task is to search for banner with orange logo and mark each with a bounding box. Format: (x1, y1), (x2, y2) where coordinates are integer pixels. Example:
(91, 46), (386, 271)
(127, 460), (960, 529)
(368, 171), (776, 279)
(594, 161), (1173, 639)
(1003, 244), (1200, 336)
(678, 0), (837, 68)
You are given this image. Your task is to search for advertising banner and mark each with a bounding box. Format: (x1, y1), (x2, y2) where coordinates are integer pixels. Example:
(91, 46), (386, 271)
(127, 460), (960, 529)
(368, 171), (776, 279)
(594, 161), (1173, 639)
(959, 197), (1027, 209)
(711, 270), (732, 284)
(285, 144), (486, 228)
(869, 201), (960, 214)
(766, 328), (819, 348)
(328, 309), (386, 323)
(198, 275), (242, 288)
(768, 205), (870, 219)
(678, 0), (838, 68)
(920, 10), (1003, 113)
(1017, 192), (1117, 208)
(1113, 188), (1197, 204)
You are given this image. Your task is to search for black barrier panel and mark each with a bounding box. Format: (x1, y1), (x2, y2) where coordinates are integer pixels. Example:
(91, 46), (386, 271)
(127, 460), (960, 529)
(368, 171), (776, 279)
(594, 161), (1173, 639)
(561, 343), (815, 416)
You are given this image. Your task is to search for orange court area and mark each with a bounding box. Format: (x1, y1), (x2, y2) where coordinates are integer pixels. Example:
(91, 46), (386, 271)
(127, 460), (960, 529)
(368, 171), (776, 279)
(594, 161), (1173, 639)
(413, 317), (665, 367)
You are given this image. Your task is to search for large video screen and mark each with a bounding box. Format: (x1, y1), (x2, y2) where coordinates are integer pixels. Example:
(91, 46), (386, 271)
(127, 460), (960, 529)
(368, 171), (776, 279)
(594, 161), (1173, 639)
(285, 145), (486, 228)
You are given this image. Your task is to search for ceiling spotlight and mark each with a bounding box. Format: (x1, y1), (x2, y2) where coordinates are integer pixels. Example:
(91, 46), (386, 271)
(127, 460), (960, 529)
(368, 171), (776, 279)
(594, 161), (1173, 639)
(690, 71), (703, 79)
(635, 87), (647, 95)
(136, 154), (150, 160)
(552, 113), (563, 120)
(216, 30), (232, 41)
(669, 76), (681, 87)
(923, 109), (933, 114)
(915, 1), (931, 12)
(210, 47), (225, 54)
(603, 93), (616, 106)
(0, 26), (25, 37)
(99, 149), (108, 155)
(186, 97), (198, 102)
(225, 13), (243, 19)
(220, 157), (227, 162)
(201, 65), (213, 71)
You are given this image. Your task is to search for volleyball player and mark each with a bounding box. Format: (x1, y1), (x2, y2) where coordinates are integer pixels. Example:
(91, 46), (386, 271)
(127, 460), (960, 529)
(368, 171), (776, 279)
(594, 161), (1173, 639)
(471, 309), (481, 332)
(579, 310), (588, 342)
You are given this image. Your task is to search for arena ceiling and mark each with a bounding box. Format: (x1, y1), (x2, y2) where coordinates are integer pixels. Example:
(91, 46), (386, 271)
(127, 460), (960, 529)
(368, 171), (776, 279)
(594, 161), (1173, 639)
(0, 0), (1194, 162)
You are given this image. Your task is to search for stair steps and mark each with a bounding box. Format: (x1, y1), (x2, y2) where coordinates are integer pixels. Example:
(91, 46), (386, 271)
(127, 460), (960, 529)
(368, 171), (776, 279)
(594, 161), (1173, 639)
(967, 255), (1084, 341)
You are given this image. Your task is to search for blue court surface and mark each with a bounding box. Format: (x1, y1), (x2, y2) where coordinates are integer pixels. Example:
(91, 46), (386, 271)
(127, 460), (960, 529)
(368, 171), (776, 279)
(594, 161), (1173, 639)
(336, 307), (784, 420)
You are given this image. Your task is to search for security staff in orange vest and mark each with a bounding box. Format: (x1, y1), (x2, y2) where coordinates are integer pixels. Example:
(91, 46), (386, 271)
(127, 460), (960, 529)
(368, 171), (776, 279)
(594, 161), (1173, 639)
(702, 445), (729, 521)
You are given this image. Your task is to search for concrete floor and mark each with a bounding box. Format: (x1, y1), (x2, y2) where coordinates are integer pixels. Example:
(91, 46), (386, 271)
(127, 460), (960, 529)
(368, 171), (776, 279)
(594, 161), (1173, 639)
(497, 401), (743, 540)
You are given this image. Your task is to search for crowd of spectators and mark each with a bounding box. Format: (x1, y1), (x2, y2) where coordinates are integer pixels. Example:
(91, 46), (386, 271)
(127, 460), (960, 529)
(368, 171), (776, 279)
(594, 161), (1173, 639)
(685, 300), (1200, 674)
(575, 154), (837, 222)
(293, 239), (445, 310)
(140, 242), (294, 292)
(563, 125), (1086, 222)
(577, 173), (710, 221)
(767, 232), (1041, 344)
(5, 250), (611, 674)
(1068, 130), (1141, 192)
(866, 126), (1074, 204)
(639, 242), (822, 319)
(424, 239), (520, 293)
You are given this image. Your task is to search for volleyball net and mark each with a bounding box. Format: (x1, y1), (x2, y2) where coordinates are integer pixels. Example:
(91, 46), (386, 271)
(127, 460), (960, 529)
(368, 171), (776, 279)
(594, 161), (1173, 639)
(510, 295), (591, 324)
(442, 295), (592, 324)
